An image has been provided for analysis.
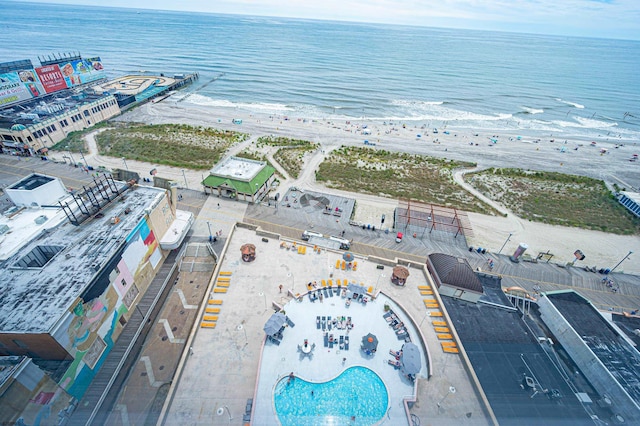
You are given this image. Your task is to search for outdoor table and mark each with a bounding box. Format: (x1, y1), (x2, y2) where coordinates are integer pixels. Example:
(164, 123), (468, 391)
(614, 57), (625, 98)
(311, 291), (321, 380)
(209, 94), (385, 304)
(302, 343), (312, 354)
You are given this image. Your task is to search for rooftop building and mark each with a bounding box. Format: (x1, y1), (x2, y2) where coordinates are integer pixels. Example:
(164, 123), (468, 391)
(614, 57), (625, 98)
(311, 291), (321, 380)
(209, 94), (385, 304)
(203, 156), (276, 203)
(0, 173), (193, 410)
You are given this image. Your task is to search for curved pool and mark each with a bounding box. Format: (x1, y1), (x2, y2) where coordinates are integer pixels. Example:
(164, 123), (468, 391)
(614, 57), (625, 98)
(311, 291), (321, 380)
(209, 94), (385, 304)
(274, 366), (388, 425)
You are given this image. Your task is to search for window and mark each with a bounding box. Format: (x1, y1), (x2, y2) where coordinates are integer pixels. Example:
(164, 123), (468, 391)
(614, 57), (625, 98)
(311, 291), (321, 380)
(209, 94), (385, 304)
(83, 110), (90, 117)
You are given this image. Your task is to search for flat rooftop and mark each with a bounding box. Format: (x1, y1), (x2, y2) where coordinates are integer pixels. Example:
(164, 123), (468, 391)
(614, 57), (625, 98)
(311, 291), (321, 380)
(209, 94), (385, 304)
(442, 284), (593, 425)
(210, 156), (264, 181)
(548, 292), (640, 405)
(0, 185), (166, 333)
(0, 88), (111, 130)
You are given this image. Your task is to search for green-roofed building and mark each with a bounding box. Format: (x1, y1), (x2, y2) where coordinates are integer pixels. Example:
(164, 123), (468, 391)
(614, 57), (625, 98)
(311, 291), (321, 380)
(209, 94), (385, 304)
(202, 156), (276, 203)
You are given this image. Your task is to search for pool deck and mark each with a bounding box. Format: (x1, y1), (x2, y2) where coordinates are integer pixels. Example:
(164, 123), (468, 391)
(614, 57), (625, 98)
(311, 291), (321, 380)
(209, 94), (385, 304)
(161, 225), (490, 425)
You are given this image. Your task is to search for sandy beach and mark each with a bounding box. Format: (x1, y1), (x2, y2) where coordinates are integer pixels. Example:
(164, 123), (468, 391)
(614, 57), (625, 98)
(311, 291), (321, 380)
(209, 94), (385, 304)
(104, 99), (640, 274)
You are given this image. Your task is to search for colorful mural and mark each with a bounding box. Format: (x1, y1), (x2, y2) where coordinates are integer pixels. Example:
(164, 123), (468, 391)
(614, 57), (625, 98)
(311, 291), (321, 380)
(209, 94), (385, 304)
(60, 216), (162, 399)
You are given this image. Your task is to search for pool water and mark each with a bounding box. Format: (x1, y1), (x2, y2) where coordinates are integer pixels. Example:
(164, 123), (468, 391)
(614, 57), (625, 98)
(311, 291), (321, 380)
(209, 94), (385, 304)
(274, 366), (388, 426)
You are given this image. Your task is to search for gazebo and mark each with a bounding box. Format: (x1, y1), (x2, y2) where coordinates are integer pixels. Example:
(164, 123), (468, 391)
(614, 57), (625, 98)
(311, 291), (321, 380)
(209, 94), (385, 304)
(391, 265), (410, 286)
(240, 243), (256, 262)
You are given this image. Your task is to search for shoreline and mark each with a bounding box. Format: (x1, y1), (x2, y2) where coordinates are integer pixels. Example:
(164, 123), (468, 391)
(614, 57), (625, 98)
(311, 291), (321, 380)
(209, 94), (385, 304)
(114, 99), (640, 274)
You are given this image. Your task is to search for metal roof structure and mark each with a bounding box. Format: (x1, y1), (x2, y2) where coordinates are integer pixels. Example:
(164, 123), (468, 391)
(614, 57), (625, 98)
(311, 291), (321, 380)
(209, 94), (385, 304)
(428, 252), (484, 293)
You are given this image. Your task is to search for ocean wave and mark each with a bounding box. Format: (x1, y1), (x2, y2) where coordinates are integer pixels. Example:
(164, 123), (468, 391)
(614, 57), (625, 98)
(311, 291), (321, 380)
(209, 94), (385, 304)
(185, 93), (294, 112)
(520, 106), (544, 114)
(391, 99), (445, 107)
(555, 98), (585, 109)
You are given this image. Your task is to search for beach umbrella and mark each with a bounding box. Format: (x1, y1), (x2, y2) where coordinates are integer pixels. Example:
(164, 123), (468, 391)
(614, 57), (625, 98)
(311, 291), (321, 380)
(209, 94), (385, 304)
(263, 312), (286, 336)
(343, 252), (355, 262)
(361, 333), (378, 352)
(401, 342), (421, 375)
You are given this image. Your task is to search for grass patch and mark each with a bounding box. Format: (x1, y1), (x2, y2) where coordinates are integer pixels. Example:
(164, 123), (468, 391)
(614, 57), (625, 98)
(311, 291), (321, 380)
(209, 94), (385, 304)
(257, 136), (318, 178)
(467, 168), (640, 234)
(50, 122), (110, 153)
(95, 123), (248, 170)
(316, 146), (493, 214)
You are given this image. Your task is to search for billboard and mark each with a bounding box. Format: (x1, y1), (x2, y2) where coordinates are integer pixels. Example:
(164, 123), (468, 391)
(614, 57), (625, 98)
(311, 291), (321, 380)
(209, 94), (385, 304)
(0, 71), (43, 107)
(59, 57), (106, 87)
(35, 64), (68, 93)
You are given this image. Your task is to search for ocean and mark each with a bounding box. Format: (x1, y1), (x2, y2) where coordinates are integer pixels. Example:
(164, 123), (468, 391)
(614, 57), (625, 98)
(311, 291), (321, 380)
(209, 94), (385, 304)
(1, 1), (639, 141)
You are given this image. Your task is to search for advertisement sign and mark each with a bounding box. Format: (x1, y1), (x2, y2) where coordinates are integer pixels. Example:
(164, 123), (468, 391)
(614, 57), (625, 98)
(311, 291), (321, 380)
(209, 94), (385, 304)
(35, 64), (68, 93)
(59, 57), (106, 87)
(0, 71), (37, 106)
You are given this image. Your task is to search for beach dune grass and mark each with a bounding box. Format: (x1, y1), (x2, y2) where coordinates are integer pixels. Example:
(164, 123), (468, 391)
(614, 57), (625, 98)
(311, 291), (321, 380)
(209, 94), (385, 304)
(257, 136), (318, 179)
(467, 168), (640, 235)
(94, 123), (248, 170)
(316, 146), (494, 214)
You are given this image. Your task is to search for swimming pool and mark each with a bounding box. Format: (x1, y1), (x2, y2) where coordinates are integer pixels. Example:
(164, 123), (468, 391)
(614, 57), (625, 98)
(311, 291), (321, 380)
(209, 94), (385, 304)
(274, 366), (388, 426)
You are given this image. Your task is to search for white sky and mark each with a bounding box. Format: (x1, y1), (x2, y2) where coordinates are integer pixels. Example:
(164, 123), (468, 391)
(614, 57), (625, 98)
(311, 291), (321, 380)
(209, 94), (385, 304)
(14, 0), (640, 40)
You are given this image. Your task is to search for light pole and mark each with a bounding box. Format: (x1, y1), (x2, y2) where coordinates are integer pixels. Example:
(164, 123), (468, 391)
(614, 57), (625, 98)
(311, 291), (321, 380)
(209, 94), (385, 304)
(66, 146), (76, 166)
(181, 169), (188, 189)
(258, 291), (267, 309)
(122, 157), (129, 171)
(610, 251), (633, 273)
(287, 272), (294, 294)
(437, 386), (456, 411)
(206, 221), (213, 242)
(375, 273), (385, 293)
(79, 148), (88, 168)
(498, 233), (512, 254)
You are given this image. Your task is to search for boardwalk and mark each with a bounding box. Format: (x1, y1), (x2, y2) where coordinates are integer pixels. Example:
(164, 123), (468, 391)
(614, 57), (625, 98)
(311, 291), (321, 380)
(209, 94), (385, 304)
(245, 202), (640, 313)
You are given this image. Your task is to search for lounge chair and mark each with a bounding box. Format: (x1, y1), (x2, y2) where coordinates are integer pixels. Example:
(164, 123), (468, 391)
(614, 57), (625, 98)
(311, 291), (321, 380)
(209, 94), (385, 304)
(387, 359), (401, 369)
(434, 326), (449, 333)
(432, 320), (447, 326)
(418, 285), (430, 290)
(324, 332), (329, 347)
(316, 316), (321, 329)
(383, 311), (393, 319)
(286, 317), (295, 328)
(344, 336), (349, 350)
(397, 332), (408, 340)
(328, 316), (332, 330)
(323, 288), (329, 298)
(437, 333), (453, 340)
(205, 307), (220, 313)
(321, 316), (326, 330)
(429, 311), (443, 317)
(329, 336), (334, 348)
(340, 335), (345, 349)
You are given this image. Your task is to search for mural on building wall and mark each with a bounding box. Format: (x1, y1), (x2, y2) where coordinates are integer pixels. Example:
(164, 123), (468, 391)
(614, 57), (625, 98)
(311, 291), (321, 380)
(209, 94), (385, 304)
(59, 216), (162, 399)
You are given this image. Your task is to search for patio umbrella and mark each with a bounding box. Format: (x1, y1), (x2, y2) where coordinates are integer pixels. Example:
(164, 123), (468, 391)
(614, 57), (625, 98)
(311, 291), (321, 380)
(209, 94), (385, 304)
(392, 265), (410, 280)
(361, 333), (378, 352)
(263, 312), (286, 336)
(240, 243), (256, 255)
(401, 342), (421, 375)
(343, 252), (355, 262)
